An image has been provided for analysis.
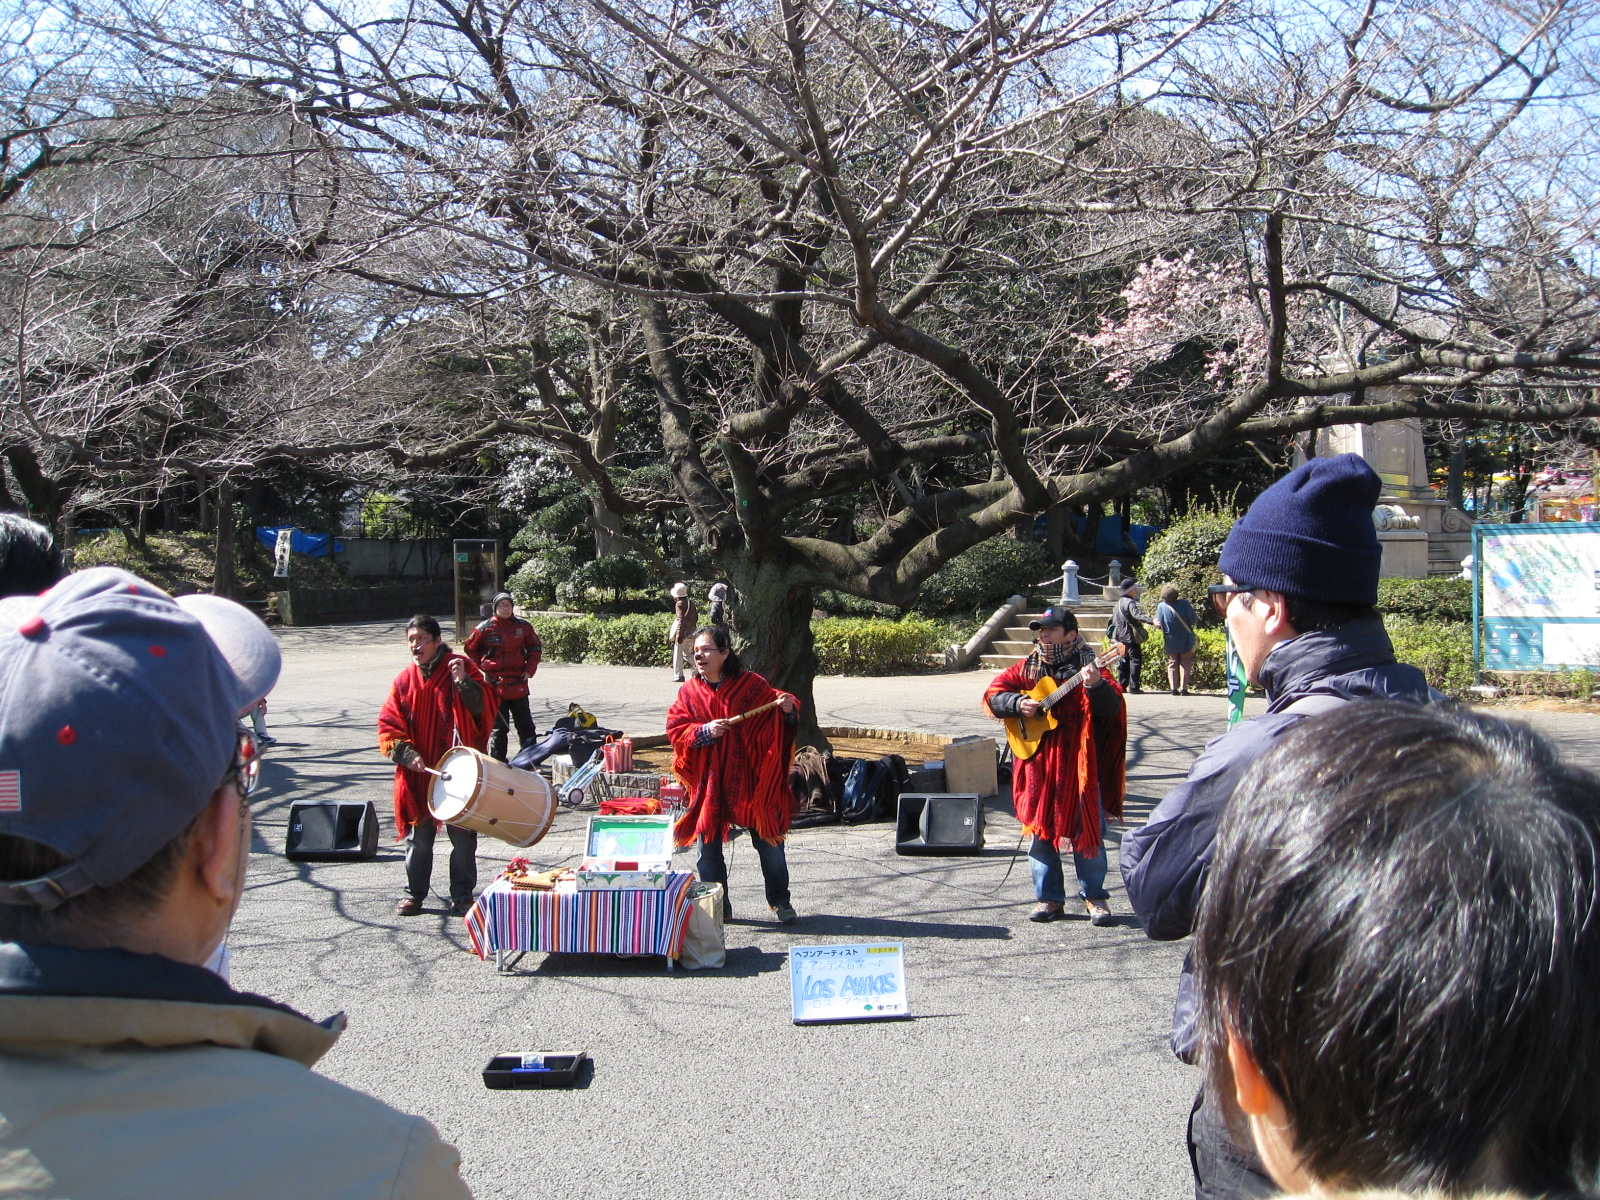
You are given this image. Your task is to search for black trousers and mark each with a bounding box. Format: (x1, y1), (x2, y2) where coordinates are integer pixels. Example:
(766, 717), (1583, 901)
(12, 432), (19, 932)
(1188, 1087), (1276, 1200)
(489, 694), (536, 762)
(1117, 645), (1143, 692)
(404, 821), (478, 905)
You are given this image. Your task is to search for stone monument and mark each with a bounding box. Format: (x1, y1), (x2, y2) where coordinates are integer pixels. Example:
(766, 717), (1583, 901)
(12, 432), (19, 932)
(1312, 407), (1472, 578)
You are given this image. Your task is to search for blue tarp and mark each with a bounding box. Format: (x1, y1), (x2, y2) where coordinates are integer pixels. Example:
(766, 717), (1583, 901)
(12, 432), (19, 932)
(1066, 516), (1162, 556)
(255, 527), (344, 557)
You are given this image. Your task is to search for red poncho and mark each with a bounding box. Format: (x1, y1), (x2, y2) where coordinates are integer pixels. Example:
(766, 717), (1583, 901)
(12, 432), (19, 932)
(985, 658), (1126, 858)
(377, 650), (498, 837)
(667, 669), (797, 846)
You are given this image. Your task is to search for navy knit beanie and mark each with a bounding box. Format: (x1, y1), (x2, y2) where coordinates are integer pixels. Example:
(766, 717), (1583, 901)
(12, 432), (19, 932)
(1217, 454), (1383, 605)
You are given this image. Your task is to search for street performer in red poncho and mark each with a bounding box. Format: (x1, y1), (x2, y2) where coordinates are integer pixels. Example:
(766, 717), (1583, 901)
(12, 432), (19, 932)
(984, 606), (1126, 926)
(667, 625), (800, 924)
(377, 613), (498, 917)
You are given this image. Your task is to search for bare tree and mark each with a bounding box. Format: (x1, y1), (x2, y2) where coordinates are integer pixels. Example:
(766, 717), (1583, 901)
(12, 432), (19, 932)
(38, 0), (1600, 716)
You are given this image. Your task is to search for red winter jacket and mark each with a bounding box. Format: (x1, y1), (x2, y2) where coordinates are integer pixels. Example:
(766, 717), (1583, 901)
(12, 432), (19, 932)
(464, 615), (542, 699)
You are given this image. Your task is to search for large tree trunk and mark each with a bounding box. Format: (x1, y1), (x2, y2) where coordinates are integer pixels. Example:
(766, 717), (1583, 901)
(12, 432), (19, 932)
(720, 558), (825, 750)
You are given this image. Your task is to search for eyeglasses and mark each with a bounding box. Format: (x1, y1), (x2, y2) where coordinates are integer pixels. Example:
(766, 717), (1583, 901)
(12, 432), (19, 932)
(223, 727), (262, 796)
(1207, 582), (1258, 619)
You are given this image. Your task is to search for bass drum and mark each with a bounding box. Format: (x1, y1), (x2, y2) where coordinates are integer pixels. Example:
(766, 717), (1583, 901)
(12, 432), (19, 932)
(428, 746), (557, 848)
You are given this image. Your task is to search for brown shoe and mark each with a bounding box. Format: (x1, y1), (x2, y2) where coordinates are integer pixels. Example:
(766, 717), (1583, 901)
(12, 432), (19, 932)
(451, 897), (474, 917)
(1085, 898), (1113, 926)
(396, 897), (423, 916)
(1028, 902), (1064, 923)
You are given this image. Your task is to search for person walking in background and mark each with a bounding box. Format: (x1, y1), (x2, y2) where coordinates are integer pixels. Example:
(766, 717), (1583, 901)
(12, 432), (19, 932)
(667, 624), (799, 923)
(1155, 585), (1198, 695)
(668, 581), (697, 682)
(0, 514), (65, 597)
(1194, 703), (1600, 1199)
(248, 696), (277, 746)
(379, 614), (498, 917)
(707, 581), (730, 631)
(984, 607), (1126, 926)
(465, 592), (542, 761)
(1109, 577), (1155, 693)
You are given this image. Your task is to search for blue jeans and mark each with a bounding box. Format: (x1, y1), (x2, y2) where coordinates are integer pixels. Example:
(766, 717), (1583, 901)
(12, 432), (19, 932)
(1029, 816), (1108, 904)
(697, 833), (791, 907)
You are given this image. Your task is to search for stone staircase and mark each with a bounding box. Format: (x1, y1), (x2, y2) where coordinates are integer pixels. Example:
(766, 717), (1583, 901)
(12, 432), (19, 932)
(977, 594), (1118, 670)
(1428, 537), (1472, 578)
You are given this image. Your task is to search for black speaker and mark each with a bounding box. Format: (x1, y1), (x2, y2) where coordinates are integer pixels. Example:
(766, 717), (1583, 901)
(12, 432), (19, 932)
(905, 763), (946, 793)
(285, 801), (381, 861)
(895, 793), (984, 856)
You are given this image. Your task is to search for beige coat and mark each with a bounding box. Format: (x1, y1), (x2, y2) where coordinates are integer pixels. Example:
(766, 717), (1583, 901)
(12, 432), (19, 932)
(0, 970), (472, 1199)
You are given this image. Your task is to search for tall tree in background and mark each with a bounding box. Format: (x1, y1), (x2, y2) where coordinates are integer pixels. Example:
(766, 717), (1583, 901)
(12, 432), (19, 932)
(13, 0), (1600, 718)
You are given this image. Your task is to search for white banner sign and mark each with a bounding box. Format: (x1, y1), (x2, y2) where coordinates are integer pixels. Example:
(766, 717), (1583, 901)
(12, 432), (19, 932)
(789, 942), (909, 1024)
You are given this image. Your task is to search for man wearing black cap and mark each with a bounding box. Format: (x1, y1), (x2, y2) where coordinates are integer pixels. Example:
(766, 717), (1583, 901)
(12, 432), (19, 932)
(0, 569), (471, 1198)
(1120, 453), (1434, 1200)
(465, 592), (542, 762)
(985, 606), (1126, 925)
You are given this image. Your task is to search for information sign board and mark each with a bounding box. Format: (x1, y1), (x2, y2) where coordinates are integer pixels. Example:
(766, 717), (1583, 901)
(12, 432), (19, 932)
(789, 942), (910, 1024)
(1475, 524), (1600, 672)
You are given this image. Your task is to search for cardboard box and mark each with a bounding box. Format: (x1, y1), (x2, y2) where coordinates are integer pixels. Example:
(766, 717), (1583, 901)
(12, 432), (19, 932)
(942, 735), (997, 796)
(577, 815), (675, 891)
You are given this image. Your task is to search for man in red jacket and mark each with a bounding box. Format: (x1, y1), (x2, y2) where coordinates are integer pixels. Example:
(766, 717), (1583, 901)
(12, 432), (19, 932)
(465, 592), (542, 762)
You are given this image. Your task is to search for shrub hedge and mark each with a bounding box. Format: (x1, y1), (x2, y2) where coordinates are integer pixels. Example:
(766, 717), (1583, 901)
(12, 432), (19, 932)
(1376, 576), (1472, 624)
(586, 613), (674, 667)
(916, 537), (1055, 617)
(536, 618), (591, 663)
(812, 616), (947, 675)
(1137, 506), (1236, 617)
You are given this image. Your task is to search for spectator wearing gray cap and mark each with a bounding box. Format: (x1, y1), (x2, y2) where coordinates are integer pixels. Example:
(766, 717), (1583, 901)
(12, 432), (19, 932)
(1120, 454), (1435, 1200)
(0, 568), (472, 1199)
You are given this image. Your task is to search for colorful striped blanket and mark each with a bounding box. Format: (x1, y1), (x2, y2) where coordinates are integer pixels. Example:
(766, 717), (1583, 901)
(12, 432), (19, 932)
(465, 872), (697, 959)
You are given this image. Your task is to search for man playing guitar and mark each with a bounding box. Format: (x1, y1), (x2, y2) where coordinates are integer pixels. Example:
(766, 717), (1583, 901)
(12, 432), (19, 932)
(984, 606), (1127, 925)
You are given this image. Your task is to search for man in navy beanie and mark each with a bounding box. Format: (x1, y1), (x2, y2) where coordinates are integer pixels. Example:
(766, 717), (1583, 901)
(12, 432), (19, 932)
(1120, 453), (1435, 1200)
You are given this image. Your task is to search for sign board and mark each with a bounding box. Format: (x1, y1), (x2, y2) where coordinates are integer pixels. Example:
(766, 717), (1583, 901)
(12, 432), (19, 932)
(273, 529), (293, 579)
(1475, 524), (1600, 672)
(789, 942), (910, 1024)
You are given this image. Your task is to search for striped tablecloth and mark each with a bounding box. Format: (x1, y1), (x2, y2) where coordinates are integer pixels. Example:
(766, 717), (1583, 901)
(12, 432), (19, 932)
(465, 873), (697, 960)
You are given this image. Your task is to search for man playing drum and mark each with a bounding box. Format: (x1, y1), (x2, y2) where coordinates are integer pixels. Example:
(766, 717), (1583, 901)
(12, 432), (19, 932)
(379, 614), (498, 917)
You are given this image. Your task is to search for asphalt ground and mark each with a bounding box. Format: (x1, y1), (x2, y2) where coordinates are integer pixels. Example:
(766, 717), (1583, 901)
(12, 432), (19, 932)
(233, 620), (1600, 1200)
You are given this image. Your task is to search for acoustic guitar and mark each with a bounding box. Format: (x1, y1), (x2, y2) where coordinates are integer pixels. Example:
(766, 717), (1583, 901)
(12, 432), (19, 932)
(1002, 642), (1127, 762)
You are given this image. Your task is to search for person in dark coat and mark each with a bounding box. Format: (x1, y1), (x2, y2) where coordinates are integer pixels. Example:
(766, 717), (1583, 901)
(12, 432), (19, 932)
(1120, 454), (1435, 1200)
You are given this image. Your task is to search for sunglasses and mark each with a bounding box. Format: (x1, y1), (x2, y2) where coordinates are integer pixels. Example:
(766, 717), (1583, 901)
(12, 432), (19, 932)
(1207, 582), (1258, 619)
(224, 727), (262, 796)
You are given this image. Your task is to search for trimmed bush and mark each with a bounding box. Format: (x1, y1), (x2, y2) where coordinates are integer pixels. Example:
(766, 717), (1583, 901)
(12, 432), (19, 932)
(507, 545), (579, 609)
(587, 613), (673, 667)
(1385, 617), (1475, 696)
(536, 617), (591, 663)
(1138, 506), (1237, 618)
(1377, 576), (1471, 624)
(916, 537), (1055, 617)
(556, 554), (653, 609)
(814, 589), (901, 618)
(813, 616), (947, 675)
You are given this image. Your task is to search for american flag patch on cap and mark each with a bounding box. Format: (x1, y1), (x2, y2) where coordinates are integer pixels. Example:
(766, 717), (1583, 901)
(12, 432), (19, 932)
(0, 770), (19, 813)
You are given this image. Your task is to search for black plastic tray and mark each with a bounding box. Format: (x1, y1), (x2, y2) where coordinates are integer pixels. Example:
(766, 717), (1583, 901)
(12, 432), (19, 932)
(483, 1051), (587, 1089)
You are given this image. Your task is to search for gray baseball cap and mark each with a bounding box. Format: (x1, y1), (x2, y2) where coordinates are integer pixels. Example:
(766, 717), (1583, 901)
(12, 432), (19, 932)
(0, 568), (281, 908)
